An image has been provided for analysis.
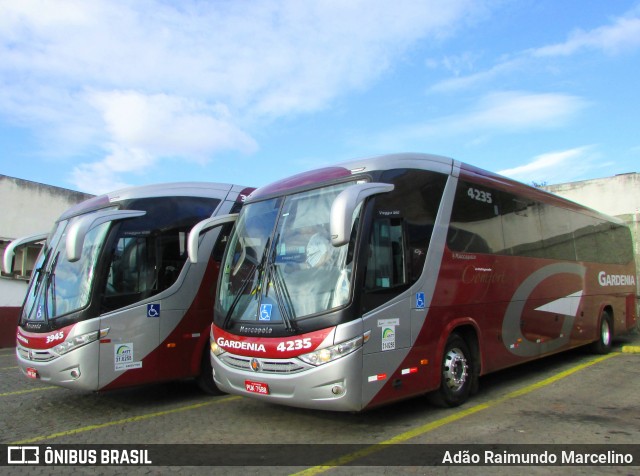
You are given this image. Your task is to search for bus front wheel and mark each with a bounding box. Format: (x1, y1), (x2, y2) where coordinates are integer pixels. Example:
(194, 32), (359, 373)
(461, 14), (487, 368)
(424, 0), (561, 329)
(429, 333), (473, 407)
(197, 350), (225, 395)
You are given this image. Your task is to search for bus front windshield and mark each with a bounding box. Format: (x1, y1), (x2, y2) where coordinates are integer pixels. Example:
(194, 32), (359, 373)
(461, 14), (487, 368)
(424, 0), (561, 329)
(217, 182), (359, 328)
(22, 213), (110, 324)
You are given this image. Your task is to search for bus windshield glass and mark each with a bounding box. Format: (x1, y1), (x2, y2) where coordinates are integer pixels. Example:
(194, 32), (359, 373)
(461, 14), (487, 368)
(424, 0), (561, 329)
(218, 181), (359, 326)
(21, 196), (222, 325)
(22, 212), (111, 323)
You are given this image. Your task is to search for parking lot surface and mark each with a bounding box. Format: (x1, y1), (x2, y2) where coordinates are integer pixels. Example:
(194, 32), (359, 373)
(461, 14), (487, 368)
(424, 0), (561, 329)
(1, 332), (639, 475)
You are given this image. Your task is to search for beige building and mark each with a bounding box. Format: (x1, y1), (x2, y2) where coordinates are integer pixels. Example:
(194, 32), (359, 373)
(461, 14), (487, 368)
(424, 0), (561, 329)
(0, 175), (93, 347)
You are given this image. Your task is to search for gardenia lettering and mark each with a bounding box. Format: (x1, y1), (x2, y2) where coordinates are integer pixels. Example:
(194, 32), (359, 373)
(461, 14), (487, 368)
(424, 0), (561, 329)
(217, 337), (266, 353)
(598, 272), (636, 287)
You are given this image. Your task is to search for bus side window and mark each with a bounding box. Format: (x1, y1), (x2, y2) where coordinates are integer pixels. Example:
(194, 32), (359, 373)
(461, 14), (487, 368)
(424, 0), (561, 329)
(538, 203), (577, 261)
(365, 218), (406, 290)
(500, 194), (544, 257)
(360, 169), (446, 313)
(595, 221), (634, 265)
(100, 196), (220, 313)
(448, 181), (502, 254)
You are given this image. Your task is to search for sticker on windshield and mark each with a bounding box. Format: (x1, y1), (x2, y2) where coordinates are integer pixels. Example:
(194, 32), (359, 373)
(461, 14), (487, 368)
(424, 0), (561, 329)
(114, 343), (142, 371)
(259, 304), (273, 321)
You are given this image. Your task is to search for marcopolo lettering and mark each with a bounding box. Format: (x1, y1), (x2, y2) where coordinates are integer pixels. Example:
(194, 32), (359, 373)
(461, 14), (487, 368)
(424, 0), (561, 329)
(239, 325), (273, 335)
(598, 272), (636, 287)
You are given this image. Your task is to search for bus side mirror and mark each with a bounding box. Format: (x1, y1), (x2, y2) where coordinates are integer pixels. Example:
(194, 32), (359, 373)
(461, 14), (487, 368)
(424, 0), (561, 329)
(3, 232), (48, 275)
(66, 210), (146, 262)
(187, 213), (238, 264)
(330, 182), (394, 247)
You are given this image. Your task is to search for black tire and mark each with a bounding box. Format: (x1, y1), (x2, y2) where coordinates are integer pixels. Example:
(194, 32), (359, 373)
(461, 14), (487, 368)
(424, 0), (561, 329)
(590, 311), (613, 355)
(196, 349), (225, 395)
(429, 333), (473, 407)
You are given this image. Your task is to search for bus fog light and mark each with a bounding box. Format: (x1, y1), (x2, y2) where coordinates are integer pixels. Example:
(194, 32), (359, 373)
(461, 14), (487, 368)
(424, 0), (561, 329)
(331, 384), (344, 395)
(70, 368), (81, 379)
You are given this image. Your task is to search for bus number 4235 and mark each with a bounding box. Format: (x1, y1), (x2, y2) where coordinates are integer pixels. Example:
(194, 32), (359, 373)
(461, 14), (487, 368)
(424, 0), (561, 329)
(277, 338), (312, 352)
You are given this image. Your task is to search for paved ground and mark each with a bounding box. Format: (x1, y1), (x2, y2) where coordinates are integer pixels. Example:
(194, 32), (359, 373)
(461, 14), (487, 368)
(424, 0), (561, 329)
(1, 331), (639, 475)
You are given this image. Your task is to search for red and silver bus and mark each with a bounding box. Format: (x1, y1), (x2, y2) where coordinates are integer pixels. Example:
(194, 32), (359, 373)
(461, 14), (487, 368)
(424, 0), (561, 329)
(199, 153), (637, 411)
(5, 182), (252, 393)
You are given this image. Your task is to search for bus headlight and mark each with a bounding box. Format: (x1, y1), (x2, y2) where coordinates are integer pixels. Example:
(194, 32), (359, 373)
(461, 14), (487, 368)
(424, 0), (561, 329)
(52, 331), (99, 356)
(299, 336), (363, 366)
(210, 340), (225, 356)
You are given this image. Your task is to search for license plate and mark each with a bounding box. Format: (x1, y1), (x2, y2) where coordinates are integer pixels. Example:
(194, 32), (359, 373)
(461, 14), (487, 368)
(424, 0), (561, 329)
(245, 380), (269, 395)
(26, 367), (38, 379)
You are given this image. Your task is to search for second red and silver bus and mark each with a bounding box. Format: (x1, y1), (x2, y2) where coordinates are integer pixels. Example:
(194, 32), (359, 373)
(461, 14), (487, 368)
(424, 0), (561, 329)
(5, 182), (252, 393)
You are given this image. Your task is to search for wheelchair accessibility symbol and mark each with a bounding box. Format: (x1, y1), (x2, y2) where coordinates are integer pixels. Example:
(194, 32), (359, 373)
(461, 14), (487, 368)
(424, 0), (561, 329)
(147, 303), (160, 318)
(416, 292), (425, 309)
(259, 304), (272, 321)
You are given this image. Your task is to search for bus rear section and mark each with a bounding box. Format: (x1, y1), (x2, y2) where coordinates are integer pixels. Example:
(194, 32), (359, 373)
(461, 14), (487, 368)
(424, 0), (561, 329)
(207, 153), (637, 412)
(7, 182), (253, 393)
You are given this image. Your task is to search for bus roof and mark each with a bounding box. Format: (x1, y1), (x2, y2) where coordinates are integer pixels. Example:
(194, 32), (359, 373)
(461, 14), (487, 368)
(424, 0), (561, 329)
(247, 153), (623, 224)
(59, 182), (252, 221)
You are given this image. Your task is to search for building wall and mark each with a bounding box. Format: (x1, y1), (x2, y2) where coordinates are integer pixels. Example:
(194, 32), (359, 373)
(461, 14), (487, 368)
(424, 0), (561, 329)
(0, 175), (93, 347)
(0, 175), (93, 239)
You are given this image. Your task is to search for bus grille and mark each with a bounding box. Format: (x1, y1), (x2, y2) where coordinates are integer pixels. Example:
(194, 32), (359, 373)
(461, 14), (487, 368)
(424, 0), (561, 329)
(220, 354), (306, 374)
(16, 344), (57, 362)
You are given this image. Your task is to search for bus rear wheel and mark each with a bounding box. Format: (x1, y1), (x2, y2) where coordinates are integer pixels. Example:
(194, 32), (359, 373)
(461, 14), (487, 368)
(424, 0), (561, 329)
(590, 310), (613, 355)
(429, 333), (473, 407)
(197, 350), (225, 395)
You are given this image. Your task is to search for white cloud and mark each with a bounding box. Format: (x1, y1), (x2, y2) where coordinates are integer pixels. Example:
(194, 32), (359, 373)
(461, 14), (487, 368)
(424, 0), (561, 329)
(70, 145), (147, 194)
(460, 91), (585, 130)
(88, 90), (257, 158)
(533, 11), (640, 57)
(428, 6), (640, 93)
(370, 91), (586, 149)
(498, 146), (602, 184)
(0, 0), (490, 191)
(429, 57), (525, 93)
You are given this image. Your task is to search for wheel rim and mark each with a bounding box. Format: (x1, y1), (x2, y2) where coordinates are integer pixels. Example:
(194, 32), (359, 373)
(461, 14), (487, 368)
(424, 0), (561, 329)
(443, 347), (469, 392)
(601, 318), (611, 346)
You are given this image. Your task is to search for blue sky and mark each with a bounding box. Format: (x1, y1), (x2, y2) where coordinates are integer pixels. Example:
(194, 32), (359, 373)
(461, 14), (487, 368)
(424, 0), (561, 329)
(1, 0), (639, 194)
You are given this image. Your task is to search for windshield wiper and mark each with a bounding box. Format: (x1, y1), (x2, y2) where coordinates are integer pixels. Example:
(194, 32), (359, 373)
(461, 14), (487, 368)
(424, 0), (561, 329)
(222, 237), (270, 330)
(44, 252), (60, 320)
(266, 235), (297, 332)
(270, 265), (297, 332)
(30, 244), (53, 298)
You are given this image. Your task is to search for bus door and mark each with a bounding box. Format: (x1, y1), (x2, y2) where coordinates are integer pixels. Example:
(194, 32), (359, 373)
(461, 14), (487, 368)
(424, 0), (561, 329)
(98, 226), (162, 388)
(360, 212), (416, 404)
(97, 196), (235, 389)
(342, 173), (446, 405)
